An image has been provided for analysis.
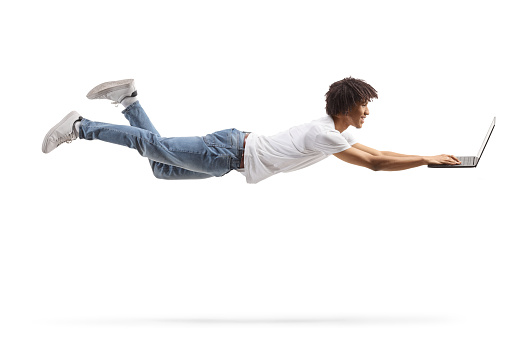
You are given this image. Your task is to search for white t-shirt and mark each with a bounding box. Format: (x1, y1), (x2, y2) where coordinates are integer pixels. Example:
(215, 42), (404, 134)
(240, 115), (358, 184)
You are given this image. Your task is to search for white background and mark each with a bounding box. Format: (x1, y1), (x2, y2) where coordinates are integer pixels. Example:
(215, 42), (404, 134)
(1, 0), (508, 338)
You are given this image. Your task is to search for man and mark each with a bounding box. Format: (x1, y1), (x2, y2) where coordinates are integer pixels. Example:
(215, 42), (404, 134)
(42, 77), (461, 183)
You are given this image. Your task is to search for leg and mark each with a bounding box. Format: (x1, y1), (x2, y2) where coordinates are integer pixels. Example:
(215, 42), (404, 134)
(121, 101), (213, 180)
(79, 119), (242, 178)
(86, 79), (207, 180)
(122, 101), (161, 136)
(151, 161), (213, 180)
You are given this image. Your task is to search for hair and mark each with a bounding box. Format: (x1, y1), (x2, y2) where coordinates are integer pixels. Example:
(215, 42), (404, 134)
(325, 77), (378, 117)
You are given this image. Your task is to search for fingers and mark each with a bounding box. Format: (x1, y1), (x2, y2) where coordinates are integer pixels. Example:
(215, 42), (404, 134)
(436, 154), (461, 165)
(430, 154), (462, 165)
(446, 154), (461, 165)
(450, 155), (460, 162)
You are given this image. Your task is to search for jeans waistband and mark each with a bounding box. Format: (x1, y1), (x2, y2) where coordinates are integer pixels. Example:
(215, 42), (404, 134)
(230, 129), (248, 170)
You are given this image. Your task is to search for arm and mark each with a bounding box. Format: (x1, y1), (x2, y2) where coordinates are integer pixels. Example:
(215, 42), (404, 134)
(334, 145), (461, 171)
(352, 143), (419, 157)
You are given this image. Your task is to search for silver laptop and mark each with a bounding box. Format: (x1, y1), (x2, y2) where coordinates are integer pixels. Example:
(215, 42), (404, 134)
(428, 117), (496, 168)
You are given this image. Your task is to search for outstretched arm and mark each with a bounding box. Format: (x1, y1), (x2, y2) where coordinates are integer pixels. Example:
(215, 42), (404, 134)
(334, 144), (461, 171)
(352, 143), (420, 157)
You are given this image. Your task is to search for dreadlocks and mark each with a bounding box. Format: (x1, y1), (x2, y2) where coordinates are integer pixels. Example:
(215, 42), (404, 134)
(325, 77), (378, 117)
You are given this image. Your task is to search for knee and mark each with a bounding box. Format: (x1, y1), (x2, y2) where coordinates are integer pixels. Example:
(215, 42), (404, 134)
(150, 161), (182, 180)
(151, 161), (165, 179)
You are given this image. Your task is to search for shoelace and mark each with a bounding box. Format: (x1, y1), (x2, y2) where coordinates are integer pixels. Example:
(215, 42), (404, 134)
(55, 130), (78, 146)
(110, 95), (128, 108)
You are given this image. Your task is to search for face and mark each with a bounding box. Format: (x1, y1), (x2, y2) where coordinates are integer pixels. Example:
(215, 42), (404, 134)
(347, 100), (370, 129)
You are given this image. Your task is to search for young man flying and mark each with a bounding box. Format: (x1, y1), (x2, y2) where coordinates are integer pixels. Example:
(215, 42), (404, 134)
(42, 77), (461, 183)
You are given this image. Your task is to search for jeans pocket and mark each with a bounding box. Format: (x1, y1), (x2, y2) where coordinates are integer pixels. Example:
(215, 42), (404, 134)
(203, 129), (233, 148)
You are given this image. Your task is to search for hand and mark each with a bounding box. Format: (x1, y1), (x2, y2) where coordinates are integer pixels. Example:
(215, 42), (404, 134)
(425, 154), (461, 165)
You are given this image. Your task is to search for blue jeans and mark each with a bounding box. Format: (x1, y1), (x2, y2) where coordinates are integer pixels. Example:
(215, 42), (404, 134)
(79, 101), (246, 180)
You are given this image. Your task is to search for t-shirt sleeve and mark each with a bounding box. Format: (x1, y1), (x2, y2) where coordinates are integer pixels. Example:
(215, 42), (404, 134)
(341, 130), (358, 146)
(314, 130), (353, 154)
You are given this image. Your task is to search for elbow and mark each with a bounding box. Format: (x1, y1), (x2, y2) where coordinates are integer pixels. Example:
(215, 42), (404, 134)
(369, 157), (382, 171)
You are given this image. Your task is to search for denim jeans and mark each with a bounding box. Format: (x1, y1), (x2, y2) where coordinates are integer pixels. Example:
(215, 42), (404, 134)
(79, 101), (246, 180)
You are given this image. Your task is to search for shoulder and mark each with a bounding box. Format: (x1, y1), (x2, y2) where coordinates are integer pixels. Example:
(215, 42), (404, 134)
(304, 116), (336, 136)
(311, 115), (335, 129)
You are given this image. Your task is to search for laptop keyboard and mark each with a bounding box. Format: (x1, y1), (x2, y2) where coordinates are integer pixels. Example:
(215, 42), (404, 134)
(458, 156), (475, 166)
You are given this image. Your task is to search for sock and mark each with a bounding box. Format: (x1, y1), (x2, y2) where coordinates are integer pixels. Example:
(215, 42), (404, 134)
(73, 120), (82, 135)
(121, 93), (138, 108)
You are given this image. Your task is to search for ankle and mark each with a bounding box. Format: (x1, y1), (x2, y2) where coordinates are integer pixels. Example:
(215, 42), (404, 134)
(73, 119), (82, 135)
(121, 96), (138, 108)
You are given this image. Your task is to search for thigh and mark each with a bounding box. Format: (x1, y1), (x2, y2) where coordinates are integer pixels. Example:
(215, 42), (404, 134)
(158, 129), (238, 177)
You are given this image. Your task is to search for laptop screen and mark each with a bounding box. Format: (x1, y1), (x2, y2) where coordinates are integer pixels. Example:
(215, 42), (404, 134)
(476, 117), (496, 159)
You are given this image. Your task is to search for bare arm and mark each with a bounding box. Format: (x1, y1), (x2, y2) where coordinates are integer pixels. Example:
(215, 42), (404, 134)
(352, 143), (419, 157)
(335, 145), (461, 171)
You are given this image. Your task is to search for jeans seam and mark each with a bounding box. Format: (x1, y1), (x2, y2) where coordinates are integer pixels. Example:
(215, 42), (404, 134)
(202, 140), (232, 149)
(93, 126), (205, 155)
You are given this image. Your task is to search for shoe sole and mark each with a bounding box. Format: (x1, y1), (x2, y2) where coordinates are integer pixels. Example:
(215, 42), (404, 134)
(42, 111), (81, 154)
(86, 79), (135, 99)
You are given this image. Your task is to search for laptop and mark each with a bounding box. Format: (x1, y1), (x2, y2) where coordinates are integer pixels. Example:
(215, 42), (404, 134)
(428, 117), (496, 168)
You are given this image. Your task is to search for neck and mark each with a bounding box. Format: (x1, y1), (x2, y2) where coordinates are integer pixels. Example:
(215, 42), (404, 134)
(332, 115), (350, 133)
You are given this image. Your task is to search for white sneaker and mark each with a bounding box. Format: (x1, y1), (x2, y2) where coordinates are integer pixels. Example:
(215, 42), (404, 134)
(86, 79), (138, 107)
(42, 111), (82, 154)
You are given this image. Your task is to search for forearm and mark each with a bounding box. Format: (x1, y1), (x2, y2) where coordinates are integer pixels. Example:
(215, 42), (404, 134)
(380, 150), (419, 157)
(372, 155), (428, 171)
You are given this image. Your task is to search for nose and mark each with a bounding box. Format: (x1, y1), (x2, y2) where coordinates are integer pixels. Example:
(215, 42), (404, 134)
(365, 106), (370, 115)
